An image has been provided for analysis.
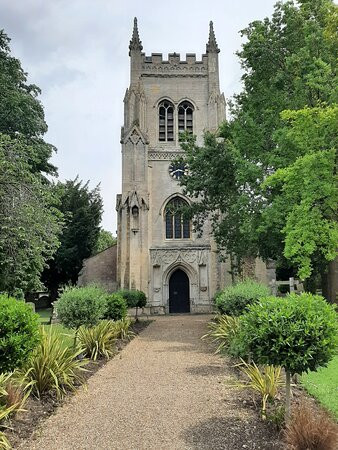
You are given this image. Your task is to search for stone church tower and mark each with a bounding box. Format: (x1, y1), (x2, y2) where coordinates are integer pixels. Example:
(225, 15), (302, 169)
(116, 19), (229, 313)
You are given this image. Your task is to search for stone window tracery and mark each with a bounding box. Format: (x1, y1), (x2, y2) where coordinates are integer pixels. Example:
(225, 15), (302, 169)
(159, 100), (174, 141)
(165, 197), (190, 239)
(178, 101), (194, 134)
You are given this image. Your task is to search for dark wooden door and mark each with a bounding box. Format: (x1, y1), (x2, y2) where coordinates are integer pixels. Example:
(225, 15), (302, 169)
(169, 269), (190, 313)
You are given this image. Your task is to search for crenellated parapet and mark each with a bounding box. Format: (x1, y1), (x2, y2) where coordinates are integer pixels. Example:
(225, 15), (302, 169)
(140, 52), (209, 77)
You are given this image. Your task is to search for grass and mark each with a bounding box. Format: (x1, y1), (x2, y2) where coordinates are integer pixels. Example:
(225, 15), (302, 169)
(301, 355), (338, 420)
(37, 308), (75, 348)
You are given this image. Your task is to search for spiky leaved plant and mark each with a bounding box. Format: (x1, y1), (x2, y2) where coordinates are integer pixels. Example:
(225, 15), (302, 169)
(202, 315), (240, 354)
(16, 327), (88, 399)
(232, 359), (283, 419)
(77, 320), (117, 361)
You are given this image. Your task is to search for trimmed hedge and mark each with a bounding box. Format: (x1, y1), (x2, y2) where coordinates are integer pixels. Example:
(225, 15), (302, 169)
(117, 289), (147, 309)
(215, 280), (270, 316)
(104, 293), (127, 321)
(237, 293), (338, 375)
(0, 295), (40, 372)
(56, 285), (106, 329)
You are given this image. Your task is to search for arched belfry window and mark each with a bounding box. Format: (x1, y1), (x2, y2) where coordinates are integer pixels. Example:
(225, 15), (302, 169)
(178, 101), (194, 134)
(159, 100), (174, 141)
(165, 197), (191, 239)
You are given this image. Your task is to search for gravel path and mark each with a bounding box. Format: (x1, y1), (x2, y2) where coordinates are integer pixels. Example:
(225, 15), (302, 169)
(22, 315), (282, 450)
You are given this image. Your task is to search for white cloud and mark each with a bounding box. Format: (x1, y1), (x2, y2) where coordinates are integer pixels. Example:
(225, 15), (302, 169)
(0, 0), (276, 232)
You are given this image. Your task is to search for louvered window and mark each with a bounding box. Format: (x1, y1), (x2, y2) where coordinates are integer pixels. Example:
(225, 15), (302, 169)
(159, 100), (174, 141)
(178, 101), (194, 135)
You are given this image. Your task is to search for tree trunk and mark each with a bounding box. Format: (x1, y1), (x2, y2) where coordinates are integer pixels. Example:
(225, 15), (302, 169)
(285, 370), (291, 422)
(321, 257), (338, 304)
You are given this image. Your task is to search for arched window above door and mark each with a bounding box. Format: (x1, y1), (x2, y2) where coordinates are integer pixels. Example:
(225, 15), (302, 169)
(178, 101), (194, 134)
(159, 100), (174, 141)
(165, 197), (190, 239)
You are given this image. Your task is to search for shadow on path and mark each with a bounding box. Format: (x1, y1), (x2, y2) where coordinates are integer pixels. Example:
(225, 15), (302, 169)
(182, 416), (283, 450)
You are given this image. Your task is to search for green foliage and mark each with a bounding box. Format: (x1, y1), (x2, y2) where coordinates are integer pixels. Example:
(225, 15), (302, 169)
(177, 0), (337, 280)
(118, 290), (147, 309)
(238, 293), (338, 376)
(233, 359), (283, 420)
(301, 355), (338, 419)
(93, 229), (116, 255)
(0, 295), (40, 372)
(56, 285), (106, 330)
(42, 178), (103, 298)
(77, 320), (117, 361)
(0, 30), (56, 176)
(16, 327), (87, 399)
(215, 280), (270, 316)
(202, 315), (240, 354)
(0, 134), (62, 295)
(262, 106), (338, 280)
(104, 293), (127, 321)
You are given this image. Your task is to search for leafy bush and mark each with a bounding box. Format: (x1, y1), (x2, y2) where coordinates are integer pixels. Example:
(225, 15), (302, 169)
(238, 293), (338, 418)
(104, 293), (127, 321)
(17, 327), (87, 399)
(285, 401), (338, 450)
(78, 321), (117, 361)
(233, 359), (283, 420)
(0, 295), (40, 372)
(56, 285), (106, 330)
(118, 289), (147, 309)
(202, 315), (240, 354)
(215, 280), (270, 316)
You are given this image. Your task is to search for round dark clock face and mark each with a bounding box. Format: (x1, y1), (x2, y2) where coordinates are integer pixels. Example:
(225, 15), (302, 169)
(169, 162), (187, 180)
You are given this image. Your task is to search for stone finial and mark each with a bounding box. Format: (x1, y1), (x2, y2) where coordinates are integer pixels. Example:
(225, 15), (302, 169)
(206, 21), (220, 53)
(129, 17), (143, 54)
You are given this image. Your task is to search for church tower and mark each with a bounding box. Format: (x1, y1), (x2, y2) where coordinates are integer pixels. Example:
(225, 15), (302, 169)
(116, 19), (228, 313)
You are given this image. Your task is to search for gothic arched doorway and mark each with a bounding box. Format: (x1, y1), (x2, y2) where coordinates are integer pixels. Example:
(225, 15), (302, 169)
(169, 269), (190, 313)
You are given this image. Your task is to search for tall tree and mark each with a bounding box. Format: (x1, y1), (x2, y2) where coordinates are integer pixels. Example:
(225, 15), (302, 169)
(93, 230), (117, 255)
(0, 30), (61, 297)
(177, 0), (337, 286)
(0, 134), (61, 297)
(0, 30), (57, 176)
(262, 106), (338, 299)
(42, 179), (103, 299)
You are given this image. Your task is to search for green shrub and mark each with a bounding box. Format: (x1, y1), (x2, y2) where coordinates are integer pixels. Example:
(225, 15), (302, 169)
(0, 295), (40, 372)
(215, 280), (270, 316)
(77, 320), (117, 361)
(118, 289), (147, 309)
(56, 285), (106, 330)
(238, 293), (338, 418)
(104, 293), (127, 321)
(17, 327), (87, 399)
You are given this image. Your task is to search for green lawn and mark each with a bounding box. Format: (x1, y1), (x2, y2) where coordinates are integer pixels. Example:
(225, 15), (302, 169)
(301, 355), (338, 419)
(37, 308), (75, 348)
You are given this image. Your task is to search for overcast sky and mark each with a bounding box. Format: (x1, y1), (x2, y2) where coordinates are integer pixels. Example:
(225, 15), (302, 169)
(0, 0), (277, 233)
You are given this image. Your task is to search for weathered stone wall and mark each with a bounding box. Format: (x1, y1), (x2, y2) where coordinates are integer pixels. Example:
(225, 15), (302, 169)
(77, 245), (118, 292)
